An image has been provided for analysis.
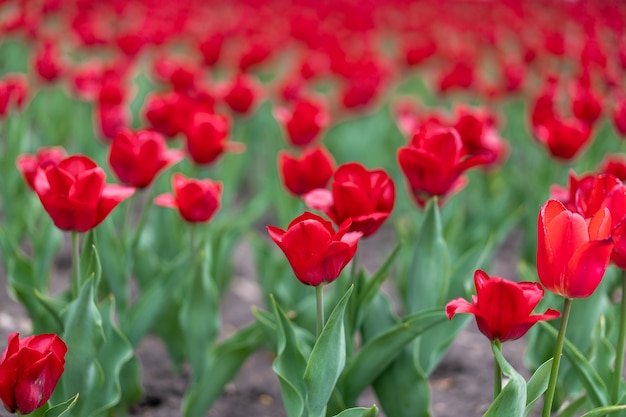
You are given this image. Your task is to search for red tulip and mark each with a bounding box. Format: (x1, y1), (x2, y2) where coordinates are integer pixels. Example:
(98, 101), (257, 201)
(33, 155), (135, 232)
(266, 212), (362, 286)
(184, 111), (244, 165)
(537, 199), (613, 298)
(154, 173), (222, 223)
(274, 97), (330, 147)
(571, 84), (602, 126)
(0, 332), (67, 414)
(534, 117), (592, 161)
(397, 127), (487, 207)
(550, 172), (622, 218)
(33, 39), (65, 83)
(279, 146), (335, 196)
(221, 73), (259, 115)
(613, 97), (626, 137)
(446, 270), (560, 342)
(600, 154), (626, 182)
(304, 162), (395, 238)
(452, 105), (508, 167)
(95, 104), (128, 142)
(599, 184), (626, 269)
(108, 129), (184, 188)
(0, 74), (28, 118)
(16, 147), (67, 190)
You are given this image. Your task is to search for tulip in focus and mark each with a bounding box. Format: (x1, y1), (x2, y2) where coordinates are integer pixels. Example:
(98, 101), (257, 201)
(154, 173), (222, 223)
(279, 146), (335, 196)
(108, 128), (184, 188)
(446, 270), (560, 342)
(304, 162), (395, 237)
(33, 154), (135, 232)
(0, 332), (67, 414)
(537, 199), (613, 298)
(266, 212), (362, 286)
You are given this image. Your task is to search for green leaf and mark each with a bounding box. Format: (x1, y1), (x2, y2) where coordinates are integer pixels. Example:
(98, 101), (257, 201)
(182, 323), (266, 417)
(483, 344), (526, 417)
(538, 322), (610, 407)
(556, 395), (588, 417)
(331, 405), (378, 417)
(272, 296), (308, 417)
(340, 308), (446, 405)
(179, 244), (220, 382)
(580, 405), (626, 416)
(304, 286), (353, 417)
(43, 394), (79, 417)
(405, 199), (450, 314)
(525, 358), (553, 416)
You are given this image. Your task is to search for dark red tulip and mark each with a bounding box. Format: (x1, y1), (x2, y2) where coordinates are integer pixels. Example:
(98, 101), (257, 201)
(534, 117), (592, 161)
(16, 147), (67, 190)
(304, 162), (394, 237)
(537, 199), (613, 299)
(446, 270), (560, 342)
(0, 333), (67, 415)
(154, 173), (222, 223)
(33, 39), (65, 83)
(452, 105), (508, 167)
(279, 146), (335, 196)
(274, 97), (329, 147)
(571, 84), (602, 126)
(33, 155), (135, 232)
(267, 212), (362, 286)
(184, 111), (244, 165)
(108, 129), (184, 188)
(221, 73), (259, 115)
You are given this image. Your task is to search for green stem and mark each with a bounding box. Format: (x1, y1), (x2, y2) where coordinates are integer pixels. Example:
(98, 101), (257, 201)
(71, 231), (81, 299)
(611, 271), (626, 403)
(130, 186), (154, 252)
(493, 339), (503, 400)
(542, 297), (573, 417)
(316, 285), (325, 337)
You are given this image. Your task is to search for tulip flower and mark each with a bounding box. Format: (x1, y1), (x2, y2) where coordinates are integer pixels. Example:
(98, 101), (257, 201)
(571, 84), (602, 126)
(16, 146), (67, 190)
(452, 105), (509, 167)
(550, 171), (622, 218)
(108, 129), (184, 188)
(33, 39), (65, 83)
(154, 173), (222, 223)
(600, 154), (626, 181)
(279, 146), (335, 196)
(0, 74), (28, 118)
(397, 127), (488, 207)
(304, 162), (395, 237)
(266, 212), (362, 287)
(33, 154), (135, 232)
(446, 270), (560, 342)
(184, 111), (244, 166)
(537, 199), (613, 299)
(534, 117), (592, 161)
(274, 97), (330, 147)
(613, 96), (626, 137)
(221, 73), (259, 115)
(95, 104), (128, 141)
(0, 332), (67, 414)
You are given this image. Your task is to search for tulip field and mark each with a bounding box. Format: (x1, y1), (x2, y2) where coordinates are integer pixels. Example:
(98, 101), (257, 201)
(2, 0), (626, 416)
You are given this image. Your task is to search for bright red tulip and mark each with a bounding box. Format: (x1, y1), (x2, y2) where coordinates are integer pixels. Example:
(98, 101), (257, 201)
(452, 105), (509, 167)
(0, 74), (28, 118)
(221, 73), (259, 115)
(266, 212), (362, 286)
(184, 111), (244, 165)
(0, 332), (67, 414)
(614, 97), (626, 137)
(33, 155), (135, 232)
(33, 39), (65, 83)
(446, 270), (560, 342)
(572, 84), (602, 126)
(550, 172), (622, 218)
(534, 117), (592, 161)
(95, 104), (128, 141)
(154, 173), (222, 223)
(599, 184), (626, 268)
(397, 127), (488, 207)
(600, 154), (626, 182)
(274, 97), (329, 147)
(108, 129), (184, 188)
(537, 199), (613, 298)
(304, 162), (395, 237)
(16, 147), (67, 190)
(279, 146), (335, 196)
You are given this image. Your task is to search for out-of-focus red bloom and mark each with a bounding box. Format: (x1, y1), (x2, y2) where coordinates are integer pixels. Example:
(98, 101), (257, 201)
(572, 84), (602, 126)
(33, 40), (65, 83)
(197, 33), (224, 67)
(550, 171), (622, 218)
(0, 74), (28, 118)
(95, 104), (128, 141)
(437, 60), (474, 93)
(266, 212), (362, 286)
(239, 40), (273, 72)
(0, 332), (67, 415)
(537, 199), (613, 299)
(446, 270), (560, 342)
(403, 37), (437, 67)
(534, 117), (592, 161)
(279, 146), (335, 196)
(599, 184), (626, 268)
(613, 97), (626, 137)
(397, 127), (488, 207)
(274, 97), (329, 147)
(108, 129), (184, 188)
(304, 162), (395, 237)
(530, 78), (558, 129)
(33, 155), (135, 232)
(452, 105), (508, 167)
(144, 91), (194, 138)
(154, 173), (222, 223)
(16, 147), (67, 190)
(543, 30), (566, 56)
(221, 73), (259, 115)
(499, 58), (526, 93)
(600, 154), (626, 182)
(185, 111), (244, 165)
(151, 56), (199, 94)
